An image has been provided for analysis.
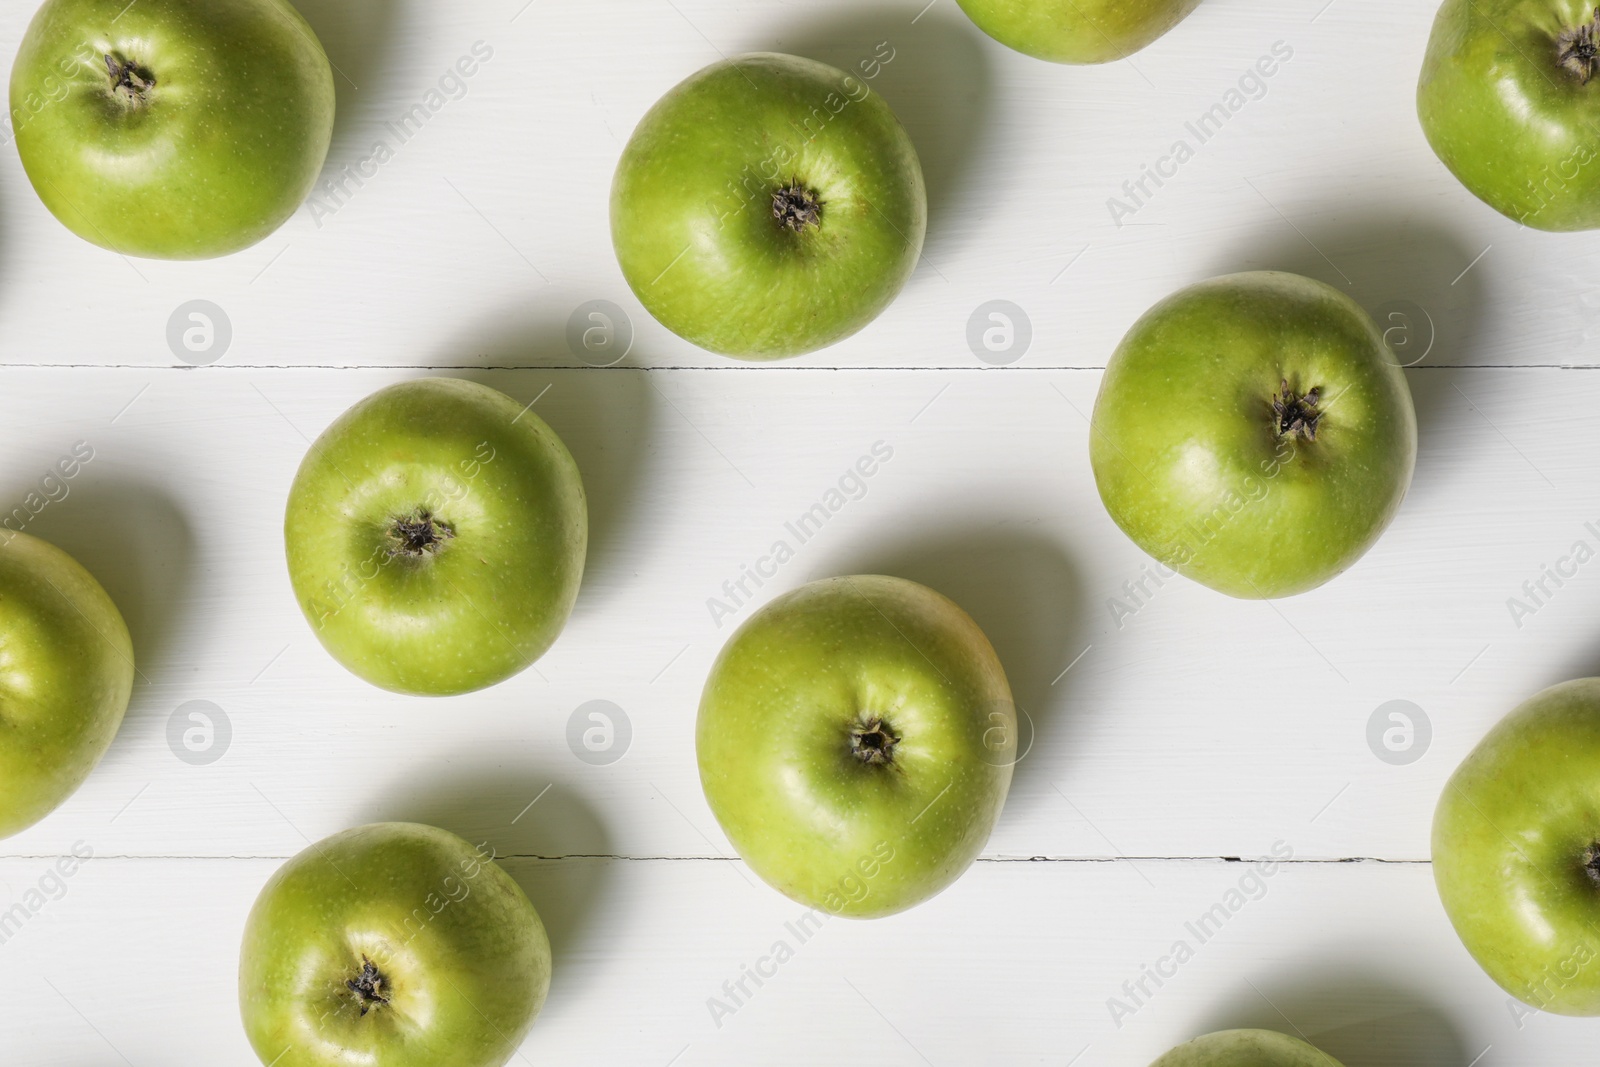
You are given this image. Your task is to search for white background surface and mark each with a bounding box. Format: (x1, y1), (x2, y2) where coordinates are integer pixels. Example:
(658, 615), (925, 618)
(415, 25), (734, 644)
(0, 0), (1593, 1063)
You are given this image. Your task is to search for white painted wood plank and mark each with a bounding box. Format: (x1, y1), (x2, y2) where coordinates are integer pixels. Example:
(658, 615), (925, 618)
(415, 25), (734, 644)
(0, 855), (1579, 1065)
(0, 0), (1596, 1055)
(0, 365), (1582, 867)
(0, 0), (1585, 369)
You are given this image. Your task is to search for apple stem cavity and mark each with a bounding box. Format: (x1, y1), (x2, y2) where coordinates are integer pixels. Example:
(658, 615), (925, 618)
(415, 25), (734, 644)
(388, 509), (455, 559)
(1271, 379), (1324, 441)
(346, 955), (391, 1016)
(850, 717), (901, 766)
(772, 184), (823, 232)
(1558, 7), (1600, 83)
(103, 53), (156, 104)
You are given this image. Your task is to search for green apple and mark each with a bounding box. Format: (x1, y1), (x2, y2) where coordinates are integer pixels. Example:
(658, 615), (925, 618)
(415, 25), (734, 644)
(1090, 271), (1416, 599)
(239, 822), (550, 1067)
(11, 0), (335, 258)
(1418, 0), (1600, 230)
(1433, 678), (1600, 1014)
(284, 378), (586, 696)
(955, 0), (1201, 64)
(1149, 1029), (1344, 1066)
(611, 53), (926, 360)
(697, 575), (1014, 918)
(0, 531), (132, 839)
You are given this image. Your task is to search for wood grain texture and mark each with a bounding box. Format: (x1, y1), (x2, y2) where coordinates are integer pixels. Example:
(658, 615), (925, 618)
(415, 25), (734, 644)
(0, 856), (1582, 1066)
(0, 363), (1590, 1063)
(0, 0), (1584, 370)
(0, 363), (1588, 862)
(0, 0), (1594, 1062)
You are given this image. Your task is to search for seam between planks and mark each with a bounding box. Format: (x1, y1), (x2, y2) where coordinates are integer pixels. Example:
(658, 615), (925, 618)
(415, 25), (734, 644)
(0, 853), (1433, 864)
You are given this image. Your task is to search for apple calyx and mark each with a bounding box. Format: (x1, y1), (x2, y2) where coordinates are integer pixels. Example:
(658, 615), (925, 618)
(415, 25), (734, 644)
(388, 509), (455, 559)
(345, 955), (391, 1017)
(772, 184), (823, 232)
(103, 53), (156, 104)
(1558, 7), (1600, 84)
(1582, 843), (1600, 888)
(1271, 379), (1323, 441)
(850, 717), (901, 766)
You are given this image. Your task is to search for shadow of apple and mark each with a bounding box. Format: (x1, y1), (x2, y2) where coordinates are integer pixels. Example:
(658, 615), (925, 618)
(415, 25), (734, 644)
(1195, 968), (1472, 1067)
(10, 469), (196, 759)
(815, 522), (1084, 820)
(763, 2), (997, 234)
(292, 0), (407, 165)
(357, 763), (615, 1007)
(1205, 209), (1488, 508)
(434, 346), (656, 622)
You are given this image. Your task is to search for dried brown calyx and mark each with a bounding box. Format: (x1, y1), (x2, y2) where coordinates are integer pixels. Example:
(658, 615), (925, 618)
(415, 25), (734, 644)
(1558, 7), (1600, 83)
(104, 53), (156, 103)
(772, 184), (823, 232)
(1272, 379), (1323, 441)
(389, 509), (454, 558)
(850, 717), (900, 766)
(346, 956), (391, 1016)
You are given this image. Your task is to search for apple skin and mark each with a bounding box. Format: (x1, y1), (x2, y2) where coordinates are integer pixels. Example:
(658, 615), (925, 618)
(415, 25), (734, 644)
(239, 822), (551, 1067)
(955, 0), (1201, 64)
(1418, 0), (1600, 230)
(11, 0), (335, 259)
(0, 532), (133, 839)
(697, 575), (1014, 918)
(1149, 1029), (1344, 1067)
(611, 53), (926, 360)
(1433, 678), (1600, 1014)
(284, 378), (587, 696)
(1090, 271), (1416, 599)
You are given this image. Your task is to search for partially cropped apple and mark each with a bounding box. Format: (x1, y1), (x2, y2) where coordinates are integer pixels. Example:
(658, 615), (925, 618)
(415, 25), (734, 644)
(1150, 1029), (1343, 1066)
(698, 575), (1015, 917)
(955, 0), (1201, 63)
(239, 822), (550, 1067)
(1090, 271), (1416, 599)
(0, 531), (133, 838)
(1418, 0), (1600, 229)
(11, 0), (335, 258)
(1434, 678), (1600, 1014)
(612, 53), (926, 359)
(284, 378), (587, 696)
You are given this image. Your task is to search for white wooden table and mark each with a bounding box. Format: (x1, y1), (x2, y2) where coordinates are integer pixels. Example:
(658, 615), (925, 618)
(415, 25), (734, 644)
(0, 0), (1592, 1063)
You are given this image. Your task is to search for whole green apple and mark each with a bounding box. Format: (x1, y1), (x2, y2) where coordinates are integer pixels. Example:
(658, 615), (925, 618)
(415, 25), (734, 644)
(1418, 0), (1600, 229)
(0, 531), (132, 839)
(239, 822), (551, 1067)
(955, 0), (1201, 64)
(284, 378), (586, 696)
(611, 53), (926, 360)
(697, 575), (1014, 918)
(11, 0), (335, 258)
(1090, 271), (1416, 599)
(1149, 1029), (1344, 1067)
(1433, 678), (1600, 1014)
